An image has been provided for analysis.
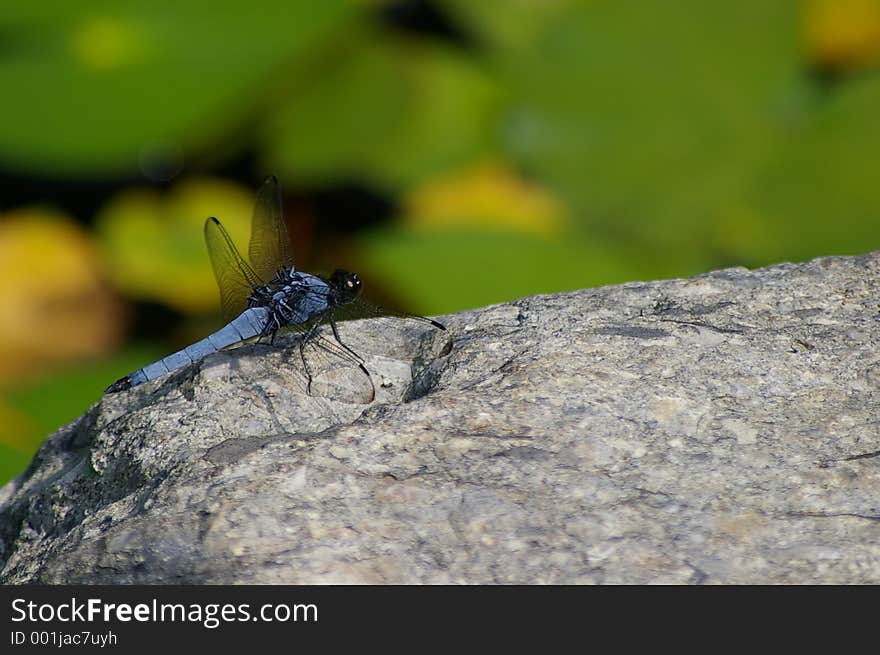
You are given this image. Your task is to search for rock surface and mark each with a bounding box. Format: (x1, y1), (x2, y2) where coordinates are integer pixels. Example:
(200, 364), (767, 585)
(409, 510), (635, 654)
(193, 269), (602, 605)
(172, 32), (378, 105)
(1, 252), (879, 584)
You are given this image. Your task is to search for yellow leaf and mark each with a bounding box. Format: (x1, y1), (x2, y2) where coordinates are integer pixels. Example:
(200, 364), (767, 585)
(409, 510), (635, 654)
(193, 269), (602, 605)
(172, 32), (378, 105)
(96, 178), (254, 314)
(404, 160), (568, 237)
(0, 209), (122, 384)
(803, 0), (880, 73)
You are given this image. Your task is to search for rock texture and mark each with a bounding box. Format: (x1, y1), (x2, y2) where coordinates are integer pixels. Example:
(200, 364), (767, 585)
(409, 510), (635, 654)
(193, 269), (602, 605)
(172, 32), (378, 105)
(1, 252), (879, 584)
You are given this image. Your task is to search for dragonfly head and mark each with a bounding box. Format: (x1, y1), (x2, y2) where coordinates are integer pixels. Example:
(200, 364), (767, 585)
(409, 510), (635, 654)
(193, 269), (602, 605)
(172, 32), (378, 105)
(329, 269), (362, 303)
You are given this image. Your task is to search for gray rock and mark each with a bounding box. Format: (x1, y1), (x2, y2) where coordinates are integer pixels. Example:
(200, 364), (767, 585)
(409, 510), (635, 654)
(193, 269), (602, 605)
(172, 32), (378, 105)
(2, 252), (879, 584)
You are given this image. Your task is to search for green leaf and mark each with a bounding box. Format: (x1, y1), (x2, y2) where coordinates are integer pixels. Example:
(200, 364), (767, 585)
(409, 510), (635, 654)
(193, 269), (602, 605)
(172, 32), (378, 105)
(0, 443), (31, 489)
(482, 0), (880, 268)
(0, 1), (353, 176)
(355, 226), (689, 315)
(753, 75), (880, 261)
(263, 27), (500, 189)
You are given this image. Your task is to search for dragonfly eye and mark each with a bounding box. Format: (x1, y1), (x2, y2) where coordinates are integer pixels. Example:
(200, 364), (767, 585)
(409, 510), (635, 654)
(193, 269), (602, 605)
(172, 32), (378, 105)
(330, 269), (361, 300)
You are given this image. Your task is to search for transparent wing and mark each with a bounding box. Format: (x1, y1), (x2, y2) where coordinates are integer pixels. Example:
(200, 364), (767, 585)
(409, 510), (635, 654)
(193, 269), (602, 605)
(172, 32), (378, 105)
(275, 319), (376, 404)
(249, 175), (295, 282)
(305, 330), (376, 404)
(269, 292), (450, 404)
(336, 296), (447, 330)
(204, 216), (264, 322)
(292, 289), (451, 358)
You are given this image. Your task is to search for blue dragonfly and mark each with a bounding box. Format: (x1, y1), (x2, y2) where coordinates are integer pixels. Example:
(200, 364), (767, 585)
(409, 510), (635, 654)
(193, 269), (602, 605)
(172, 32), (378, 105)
(106, 176), (449, 402)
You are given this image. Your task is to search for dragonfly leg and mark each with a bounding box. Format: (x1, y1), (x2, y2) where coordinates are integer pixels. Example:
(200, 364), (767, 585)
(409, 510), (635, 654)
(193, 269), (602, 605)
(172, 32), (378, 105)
(328, 315), (374, 401)
(254, 323), (274, 348)
(328, 316), (365, 363)
(300, 319), (324, 395)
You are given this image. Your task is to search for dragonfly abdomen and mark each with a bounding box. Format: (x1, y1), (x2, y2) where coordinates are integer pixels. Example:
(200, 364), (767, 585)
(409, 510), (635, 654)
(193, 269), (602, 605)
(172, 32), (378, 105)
(107, 307), (270, 392)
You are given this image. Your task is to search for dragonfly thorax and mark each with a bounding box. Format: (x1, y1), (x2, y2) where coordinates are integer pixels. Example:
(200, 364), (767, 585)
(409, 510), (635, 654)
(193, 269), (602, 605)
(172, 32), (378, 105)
(250, 270), (331, 328)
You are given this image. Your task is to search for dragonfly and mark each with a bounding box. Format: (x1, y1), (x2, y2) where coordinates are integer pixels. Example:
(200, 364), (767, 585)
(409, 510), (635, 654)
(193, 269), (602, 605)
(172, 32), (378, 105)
(106, 175), (449, 402)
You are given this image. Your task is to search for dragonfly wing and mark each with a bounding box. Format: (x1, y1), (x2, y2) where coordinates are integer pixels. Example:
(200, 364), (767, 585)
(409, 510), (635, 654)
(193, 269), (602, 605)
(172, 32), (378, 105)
(274, 319), (375, 404)
(305, 330), (376, 404)
(332, 295), (447, 331)
(332, 296), (451, 357)
(204, 216), (264, 323)
(249, 175), (295, 281)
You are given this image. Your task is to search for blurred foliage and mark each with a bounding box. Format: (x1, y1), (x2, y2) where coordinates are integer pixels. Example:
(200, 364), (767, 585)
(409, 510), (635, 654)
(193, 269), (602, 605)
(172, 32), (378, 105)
(0, 209), (121, 381)
(403, 159), (568, 237)
(1, 0), (880, 485)
(0, 208), (127, 483)
(265, 29), (501, 189)
(0, 1), (353, 175)
(803, 0), (880, 75)
(96, 178), (254, 313)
